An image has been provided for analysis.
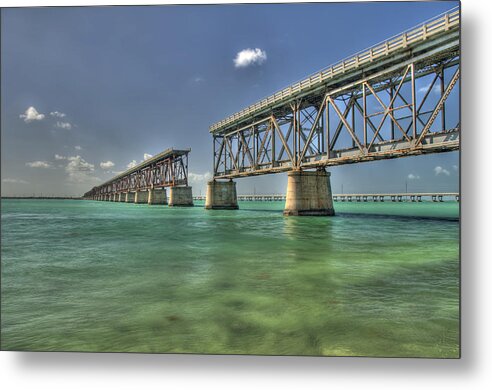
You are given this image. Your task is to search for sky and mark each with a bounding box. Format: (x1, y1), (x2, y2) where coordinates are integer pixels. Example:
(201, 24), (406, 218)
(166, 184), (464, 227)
(1, 1), (460, 197)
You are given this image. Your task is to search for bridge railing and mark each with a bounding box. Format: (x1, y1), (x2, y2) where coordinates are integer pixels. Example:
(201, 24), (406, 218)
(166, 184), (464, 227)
(210, 6), (459, 133)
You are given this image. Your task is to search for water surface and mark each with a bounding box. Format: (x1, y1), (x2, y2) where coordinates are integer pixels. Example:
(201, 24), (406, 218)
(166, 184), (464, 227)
(1, 199), (459, 357)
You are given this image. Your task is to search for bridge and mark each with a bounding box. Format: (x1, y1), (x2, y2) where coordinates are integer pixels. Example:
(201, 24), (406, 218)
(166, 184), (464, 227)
(83, 148), (193, 206)
(194, 192), (459, 202)
(205, 7), (460, 216)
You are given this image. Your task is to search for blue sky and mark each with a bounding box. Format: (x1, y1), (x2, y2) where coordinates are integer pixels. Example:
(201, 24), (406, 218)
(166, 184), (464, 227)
(1, 1), (459, 197)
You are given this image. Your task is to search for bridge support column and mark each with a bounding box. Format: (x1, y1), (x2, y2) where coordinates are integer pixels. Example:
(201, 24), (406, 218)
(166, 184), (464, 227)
(169, 186), (193, 207)
(117, 193), (123, 202)
(205, 180), (238, 210)
(283, 169), (335, 216)
(134, 190), (148, 204)
(148, 188), (167, 205)
(125, 192), (135, 203)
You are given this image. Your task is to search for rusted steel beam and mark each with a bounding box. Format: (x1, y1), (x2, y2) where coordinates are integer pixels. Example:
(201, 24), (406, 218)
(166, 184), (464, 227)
(84, 148), (191, 198)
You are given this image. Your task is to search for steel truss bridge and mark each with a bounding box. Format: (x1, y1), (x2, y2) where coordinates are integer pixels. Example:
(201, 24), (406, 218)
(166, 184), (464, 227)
(83, 148), (190, 199)
(210, 7), (460, 179)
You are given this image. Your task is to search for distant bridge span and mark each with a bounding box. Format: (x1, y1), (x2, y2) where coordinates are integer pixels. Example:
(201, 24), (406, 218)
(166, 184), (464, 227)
(210, 7), (460, 180)
(83, 148), (194, 206)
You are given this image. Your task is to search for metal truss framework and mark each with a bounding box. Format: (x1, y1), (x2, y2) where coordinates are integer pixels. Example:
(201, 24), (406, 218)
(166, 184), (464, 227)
(83, 149), (189, 198)
(211, 8), (460, 179)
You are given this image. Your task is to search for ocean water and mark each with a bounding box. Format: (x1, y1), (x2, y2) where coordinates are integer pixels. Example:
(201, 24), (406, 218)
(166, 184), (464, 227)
(1, 199), (459, 357)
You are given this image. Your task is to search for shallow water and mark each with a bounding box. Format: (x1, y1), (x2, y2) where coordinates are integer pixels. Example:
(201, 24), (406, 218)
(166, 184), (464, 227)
(1, 199), (459, 357)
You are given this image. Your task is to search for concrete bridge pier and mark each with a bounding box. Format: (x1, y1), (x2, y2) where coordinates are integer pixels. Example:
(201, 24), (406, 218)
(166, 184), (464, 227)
(283, 169), (335, 216)
(125, 192), (135, 203)
(134, 190), (148, 204)
(205, 180), (238, 210)
(148, 188), (167, 205)
(117, 193), (123, 202)
(169, 186), (193, 207)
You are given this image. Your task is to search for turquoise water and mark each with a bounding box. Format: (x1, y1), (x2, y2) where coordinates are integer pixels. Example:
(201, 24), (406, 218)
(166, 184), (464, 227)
(1, 199), (459, 357)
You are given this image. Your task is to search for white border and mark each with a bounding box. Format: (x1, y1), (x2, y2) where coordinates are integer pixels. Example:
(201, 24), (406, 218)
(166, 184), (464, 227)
(2, 1), (491, 389)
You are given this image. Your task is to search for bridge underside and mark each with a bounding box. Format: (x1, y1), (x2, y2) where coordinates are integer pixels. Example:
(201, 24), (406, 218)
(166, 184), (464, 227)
(213, 129), (458, 179)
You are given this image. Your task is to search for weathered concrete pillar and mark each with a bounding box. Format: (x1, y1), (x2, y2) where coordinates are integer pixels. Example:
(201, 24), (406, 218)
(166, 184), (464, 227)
(169, 186), (193, 207)
(112, 193), (117, 202)
(283, 169), (335, 216)
(105, 194), (110, 201)
(125, 192), (135, 203)
(134, 190), (148, 204)
(148, 188), (167, 205)
(117, 193), (123, 202)
(205, 180), (238, 210)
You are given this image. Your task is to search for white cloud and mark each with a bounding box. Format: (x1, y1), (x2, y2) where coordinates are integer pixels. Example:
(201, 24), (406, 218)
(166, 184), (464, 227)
(407, 173), (420, 180)
(188, 172), (212, 195)
(55, 154), (67, 160)
(434, 166), (450, 176)
(65, 155), (97, 183)
(26, 161), (52, 168)
(19, 106), (45, 123)
(55, 121), (72, 130)
(143, 153), (153, 161)
(194, 76), (204, 83)
(100, 160), (115, 169)
(50, 111), (66, 118)
(2, 178), (29, 184)
(74, 145), (82, 150)
(234, 48), (267, 68)
(453, 165), (458, 171)
(127, 160), (138, 169)
(188, 172), (212, 182)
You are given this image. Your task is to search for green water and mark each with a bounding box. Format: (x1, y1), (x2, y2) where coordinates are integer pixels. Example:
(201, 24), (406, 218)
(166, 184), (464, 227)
(1, 199), (459, 357)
